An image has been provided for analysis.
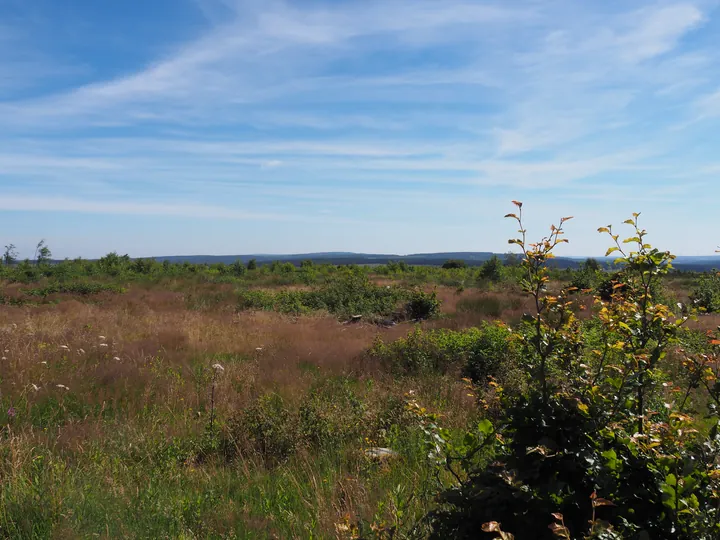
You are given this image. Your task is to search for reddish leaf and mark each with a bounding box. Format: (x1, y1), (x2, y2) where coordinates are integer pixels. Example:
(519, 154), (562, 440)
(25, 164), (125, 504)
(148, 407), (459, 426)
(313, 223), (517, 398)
(482, 521), (501, 532)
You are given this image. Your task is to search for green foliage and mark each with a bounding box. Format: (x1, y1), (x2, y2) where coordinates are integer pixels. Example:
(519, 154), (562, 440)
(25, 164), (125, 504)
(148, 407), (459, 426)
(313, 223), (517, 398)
(22, 282), (126, 297)
(442, 259), (466, 269)
(369, 324), (517, 379)
(3, 243), (17, 266)
(690, 271), (720, 312)
(405, 289), (441, 320)
(236, 393), (298, 464)
(425, 205), (720, 539)
(237, 274), (408, 318)
(568, 266), (599, 292)
(477, 255), (504, 282)
(298, 378), (365, 449)
(35, 239), (52, 266)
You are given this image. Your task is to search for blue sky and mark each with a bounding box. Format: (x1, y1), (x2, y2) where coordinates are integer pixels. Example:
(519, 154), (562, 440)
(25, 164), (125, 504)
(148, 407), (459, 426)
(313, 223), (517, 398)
(2, 0), (720, 259)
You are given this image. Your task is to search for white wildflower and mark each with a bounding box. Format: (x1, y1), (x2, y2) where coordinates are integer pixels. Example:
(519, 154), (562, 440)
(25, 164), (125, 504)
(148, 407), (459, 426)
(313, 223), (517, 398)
(60, 345), (69, 350)
(99, 343), (108, 348)
(31, 384), (39, 392)
(41, 361), (48, 365)
(3, 349), (8, 353)
(212, 363), (225, 372)
(255, 347), (264, 352)
(56, 384), (69, 391)
(113, 356), (121, 361)
(78, 348), (86, 354)
(98, 336), (106, 340)
(1, 357), (6, 361)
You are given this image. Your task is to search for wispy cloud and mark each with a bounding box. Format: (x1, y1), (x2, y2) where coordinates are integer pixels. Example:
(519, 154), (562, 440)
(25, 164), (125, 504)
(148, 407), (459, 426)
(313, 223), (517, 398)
(1, 0), (720, 256)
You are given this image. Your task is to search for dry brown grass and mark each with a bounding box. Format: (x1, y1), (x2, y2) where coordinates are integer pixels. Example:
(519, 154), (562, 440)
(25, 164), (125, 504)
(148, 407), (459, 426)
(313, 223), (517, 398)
(0, 275), (698, 537)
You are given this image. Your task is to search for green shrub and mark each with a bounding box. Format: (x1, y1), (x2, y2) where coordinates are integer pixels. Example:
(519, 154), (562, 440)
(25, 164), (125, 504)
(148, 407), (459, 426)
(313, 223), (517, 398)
(23, 282), (126, 297)
(690, 271), (720, 313)
(405, 289), (441, 320)
(477, 256), (504, 282)
(236, 289), (276, 311)
(568, 267), (597, 292)
(298, 379), (365, 449)
(462, 322), (516, 383)
(426, 206), (720, 539)
(236, 275), (408, 318)
(307, 274), (405, 317)
(369, 324), (516, 379)
(235, 393), (298, 464)
(442, 260), (467, 269)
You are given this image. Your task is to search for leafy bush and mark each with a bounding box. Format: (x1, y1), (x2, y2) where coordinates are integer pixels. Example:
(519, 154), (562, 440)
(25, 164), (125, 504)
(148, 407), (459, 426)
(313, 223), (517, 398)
(298, 379), (366, 449)
(235, 393), (298, 464)
(477, 256), (504, 282)
(568, 267), (598, 292)
(307, 274), (405, 317)
(462, 322), (516, 383)
(236, 289), (276, 311)
(236, 274), (407, 318)
(424, 205), (720, 539)
(690, 271), (720, 312)
(442, 260), (467, 269)
(368, 324), (516, 379)
(405, 289), (441, 320)
(23, 282), (126, 297)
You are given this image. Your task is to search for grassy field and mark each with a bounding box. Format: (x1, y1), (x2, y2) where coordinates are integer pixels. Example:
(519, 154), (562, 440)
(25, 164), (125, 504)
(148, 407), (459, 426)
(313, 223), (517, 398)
(0, 268), (526, 538)
(2, 244), (720, 538)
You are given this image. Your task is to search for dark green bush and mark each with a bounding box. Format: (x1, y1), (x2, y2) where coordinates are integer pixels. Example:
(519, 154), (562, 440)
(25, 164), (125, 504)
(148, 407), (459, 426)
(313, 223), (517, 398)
(462, 322), (516, 383)
(568, 267), (598, 292)
(690, 271), (720, 313)
(477, 256), (504, 282)
(23, 282), (126, 297)
(442, 260), (467, 269)
(405, 289), (441, 320)
(430, 395), (672, 539)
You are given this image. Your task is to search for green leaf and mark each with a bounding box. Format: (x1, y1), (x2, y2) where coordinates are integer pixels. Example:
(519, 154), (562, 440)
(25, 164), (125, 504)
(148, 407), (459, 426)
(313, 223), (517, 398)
(477, 419), (494, 437)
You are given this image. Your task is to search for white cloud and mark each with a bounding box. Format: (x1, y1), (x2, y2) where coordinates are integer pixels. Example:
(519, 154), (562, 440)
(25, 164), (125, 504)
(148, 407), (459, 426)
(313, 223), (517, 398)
(618, 4), (704, 63)
(0, 194), (361, 223)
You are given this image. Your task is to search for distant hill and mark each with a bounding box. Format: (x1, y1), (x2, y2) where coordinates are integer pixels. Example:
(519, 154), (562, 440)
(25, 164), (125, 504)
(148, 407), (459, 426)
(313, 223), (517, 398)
(146, 252), (720, 271)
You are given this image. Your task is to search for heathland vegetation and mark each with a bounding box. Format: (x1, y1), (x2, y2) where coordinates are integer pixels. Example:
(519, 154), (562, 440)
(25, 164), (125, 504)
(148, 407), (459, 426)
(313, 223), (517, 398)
(2, 204), (720, 538)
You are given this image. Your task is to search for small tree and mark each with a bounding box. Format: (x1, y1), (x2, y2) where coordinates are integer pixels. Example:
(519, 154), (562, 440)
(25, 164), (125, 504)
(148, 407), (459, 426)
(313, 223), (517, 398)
(583, 257), (601, 271)
(3, 244), (18, 266)
(478, 255), (504, 282)
(34, 239), (52, 266)
(247, 259), (257, 271)
(230, 260), (246, 276)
